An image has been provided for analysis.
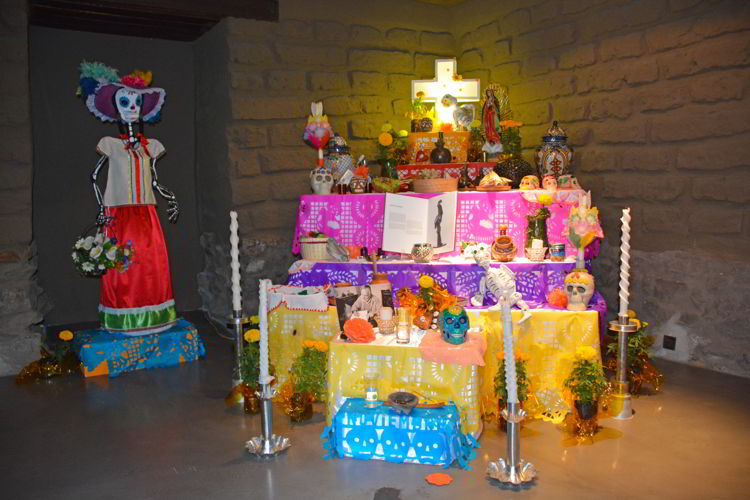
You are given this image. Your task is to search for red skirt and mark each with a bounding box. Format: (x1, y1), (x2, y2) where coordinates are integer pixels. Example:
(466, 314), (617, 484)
(99, 205), (177, 334)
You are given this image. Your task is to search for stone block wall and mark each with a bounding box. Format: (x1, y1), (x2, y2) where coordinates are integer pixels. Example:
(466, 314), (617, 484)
(0, 0), (46, 375)
(454, 0), (750, 376)
(195, 1), (455, 318)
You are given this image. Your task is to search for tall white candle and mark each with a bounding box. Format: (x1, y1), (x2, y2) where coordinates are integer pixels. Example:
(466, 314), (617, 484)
(229, 211), (242, 312)
(618, 208), (631, 316)
(502, 302), (518, 404)
(258, 279), (270, 384)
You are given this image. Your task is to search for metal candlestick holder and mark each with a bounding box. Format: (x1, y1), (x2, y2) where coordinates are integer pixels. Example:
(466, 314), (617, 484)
(488, 402), (537, 485)
(245, 381), (291, 456)
(609, 312), (638, 419)
(228, 312), (250, 391)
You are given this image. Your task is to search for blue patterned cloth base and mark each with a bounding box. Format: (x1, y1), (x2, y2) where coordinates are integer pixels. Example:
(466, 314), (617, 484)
(73, 319), (205, 378)
(322, 398), (478, 469)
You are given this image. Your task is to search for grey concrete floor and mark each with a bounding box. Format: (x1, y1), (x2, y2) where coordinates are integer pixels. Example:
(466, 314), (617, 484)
(2, 311), (749, 500)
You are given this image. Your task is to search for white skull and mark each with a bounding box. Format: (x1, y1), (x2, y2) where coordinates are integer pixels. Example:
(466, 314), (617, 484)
(564, 270), (595, 311)
(310, 167), (334, 195)
(115, 88), (142, 123)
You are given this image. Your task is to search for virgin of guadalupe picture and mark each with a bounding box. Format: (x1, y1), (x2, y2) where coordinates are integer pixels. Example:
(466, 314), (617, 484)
(78, 62), (179, 335)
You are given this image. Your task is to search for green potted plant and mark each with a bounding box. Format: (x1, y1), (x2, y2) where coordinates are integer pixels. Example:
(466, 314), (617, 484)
(238, 322), (276, 414)
(286, 340), (328, 422)
(494, 350), (531, 430)
(605, 310), (663, 394)
(376, 123), (408, 178)
(564, 346), (609, 421)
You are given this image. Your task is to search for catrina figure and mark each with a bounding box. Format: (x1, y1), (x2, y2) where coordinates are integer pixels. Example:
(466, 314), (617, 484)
(78, 62), (178, 335)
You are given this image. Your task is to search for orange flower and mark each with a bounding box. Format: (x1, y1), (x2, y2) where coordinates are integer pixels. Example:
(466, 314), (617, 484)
(425, 473), (453, 486)
(378, 132), (393, 146)
(59, 330), (73, 341)
(416, 91), (425, 98)
(343, 318), (375, 343)
(498, 120), (524, 128)
(516, 351), (530, 362)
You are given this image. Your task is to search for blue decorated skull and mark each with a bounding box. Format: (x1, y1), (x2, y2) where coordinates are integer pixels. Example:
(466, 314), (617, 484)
(440, 305), (469, 345)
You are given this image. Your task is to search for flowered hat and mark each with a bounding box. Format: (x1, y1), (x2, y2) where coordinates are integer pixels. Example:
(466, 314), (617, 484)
(77, 61), (166, 123)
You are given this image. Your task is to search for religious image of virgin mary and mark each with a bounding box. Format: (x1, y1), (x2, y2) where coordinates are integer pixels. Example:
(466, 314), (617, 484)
(434, 200), (444, 248)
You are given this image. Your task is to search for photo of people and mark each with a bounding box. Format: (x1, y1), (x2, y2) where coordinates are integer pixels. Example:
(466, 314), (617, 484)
(334, 282), (393, 330)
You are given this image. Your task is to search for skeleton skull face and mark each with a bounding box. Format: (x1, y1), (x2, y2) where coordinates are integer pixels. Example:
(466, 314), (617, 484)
(542, 175), (557, 191)
(440, 305), (469, 345)
(310, 167), (334, 195)
(115, 88), (142, 123)
(564, 270), (595, 311)
(519, 175), (540, 190)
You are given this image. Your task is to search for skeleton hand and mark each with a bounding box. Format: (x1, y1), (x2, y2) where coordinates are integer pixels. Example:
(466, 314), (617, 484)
(95, 206), (114, 227)
(167, 199), (179, 224)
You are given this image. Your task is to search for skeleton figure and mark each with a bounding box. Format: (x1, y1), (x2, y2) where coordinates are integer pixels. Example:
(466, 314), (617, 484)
(475, 254), (532, 324)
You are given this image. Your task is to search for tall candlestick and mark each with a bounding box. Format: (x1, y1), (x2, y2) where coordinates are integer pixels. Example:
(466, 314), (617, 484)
(502, 302), (518, 403)
(229, 211), (242, 312)
(618, 208), (631, 316)
(258, 279), (270, 384)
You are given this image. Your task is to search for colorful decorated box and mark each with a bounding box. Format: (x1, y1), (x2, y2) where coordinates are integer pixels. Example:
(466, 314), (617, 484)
(322, 398), (477, 469)
(406, 131), (469, 163)
(73, 319), (205, 377)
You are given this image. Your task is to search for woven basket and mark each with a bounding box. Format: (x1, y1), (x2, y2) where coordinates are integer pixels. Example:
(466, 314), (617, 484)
(300, 236), (328, 261)
(525, 246), (547, 262)
(412, 177), (458, 193)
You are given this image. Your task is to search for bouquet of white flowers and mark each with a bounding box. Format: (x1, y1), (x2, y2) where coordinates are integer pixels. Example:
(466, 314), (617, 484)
(72, 229), (134, 277)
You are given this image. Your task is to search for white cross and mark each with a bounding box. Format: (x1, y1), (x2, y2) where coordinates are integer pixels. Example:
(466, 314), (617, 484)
(411, 59), (481, 103)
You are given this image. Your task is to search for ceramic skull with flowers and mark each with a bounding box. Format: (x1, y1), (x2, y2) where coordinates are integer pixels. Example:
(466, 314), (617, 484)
(75, 61), (179, 336)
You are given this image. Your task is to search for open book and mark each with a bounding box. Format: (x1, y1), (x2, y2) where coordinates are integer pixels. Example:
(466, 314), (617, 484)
(382, 192), (457, 254)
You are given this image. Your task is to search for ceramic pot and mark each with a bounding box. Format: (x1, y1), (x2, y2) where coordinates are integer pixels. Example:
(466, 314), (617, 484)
(349, 177), (368, 194)
(574, 400), (598, 420)
(286, 392), (314, 422)
(430, 132), (452, 163)
(534, 121), (573, 179)
(491, 225), (516, 262)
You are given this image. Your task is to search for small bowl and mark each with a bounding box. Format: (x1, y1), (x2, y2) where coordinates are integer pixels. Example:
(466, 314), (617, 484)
(525, 247), (548, 262)
(376, 317), (398, 335)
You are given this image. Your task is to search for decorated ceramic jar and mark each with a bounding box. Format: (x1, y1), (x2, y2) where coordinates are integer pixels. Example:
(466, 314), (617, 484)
(349, 176), (368, 194)
(491, 225), (516, 262)
(534, 121), (573, 179)
(411, 243), (434, 263)
(430, 132), (452, 164)
(324, 133), (354, 182)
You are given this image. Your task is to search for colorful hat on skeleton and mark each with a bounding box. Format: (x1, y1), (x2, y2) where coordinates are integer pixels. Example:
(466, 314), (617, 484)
(77, 61), (165, 123)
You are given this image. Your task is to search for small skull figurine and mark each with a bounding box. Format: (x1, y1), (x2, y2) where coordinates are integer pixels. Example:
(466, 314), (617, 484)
(519, 175), (540, 190)
(564, 269), (595, 311)
(557, 174), (582, 190)
(440, 305), (470, 345)
(542, 174), (558, 191)
(310, 167), (334, 195)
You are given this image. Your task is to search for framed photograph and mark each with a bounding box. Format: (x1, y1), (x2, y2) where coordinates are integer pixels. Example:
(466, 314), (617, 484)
(334, 282), (393, 330)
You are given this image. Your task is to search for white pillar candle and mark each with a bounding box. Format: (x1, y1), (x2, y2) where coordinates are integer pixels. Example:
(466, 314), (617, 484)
(258, 279), (270, 384)
(229, 211), (242, 312)
(380, 307), (393, 321)
(531, 239), (543, 249)
(502, 302), (518, 404)
(618, 208), (631, 317)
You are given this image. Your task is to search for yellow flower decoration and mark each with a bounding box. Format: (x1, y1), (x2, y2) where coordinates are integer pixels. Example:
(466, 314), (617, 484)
(397, 129), (408, 137)
(315, 341), (329, 353)
(250, 315), (260, 324)
(627, 309), (636, 319)
(496, 350), (504, 361)
(416, 91), (425, 99)
(575, 346), (598, 360)
(538, 193), (555, 205)
(244, 329), (260, 342)
(378, 132), (393, 146)
(59, 330), (73, 341)
(380, 123), (393, 133)
(516, 351), (530, 362)
(470, 119), (481, 129)
(632, 318), (642, 330)
(419, 275), (434, 289)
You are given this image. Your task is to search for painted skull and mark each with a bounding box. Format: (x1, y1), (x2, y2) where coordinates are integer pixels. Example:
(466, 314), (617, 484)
(114, 88), (142, 123)
(519, 175), (540, 190)
(462, 241), (490, 261)
(564, 270), (595, 311)
(542, 175), (557, 191)
(310, 167), (334, 195)
(557, 174), (581, 190)
(440, 305), (469, 345)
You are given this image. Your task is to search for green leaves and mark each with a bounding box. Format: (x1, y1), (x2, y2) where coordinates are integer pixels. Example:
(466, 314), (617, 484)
(290, 347), (327, 400)
(564, 359), (608, 405)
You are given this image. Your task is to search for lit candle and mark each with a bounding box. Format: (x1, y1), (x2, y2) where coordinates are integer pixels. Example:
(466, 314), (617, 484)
(618, 208), (631, 317)
(229, 211), (242, 312)
(502, 302), (518, 403)
(258, 279), (270, 384)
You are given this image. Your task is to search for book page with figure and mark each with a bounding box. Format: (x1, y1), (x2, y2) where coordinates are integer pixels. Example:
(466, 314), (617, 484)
(382, 193), (429, 254)
(426, 191), (457, 254)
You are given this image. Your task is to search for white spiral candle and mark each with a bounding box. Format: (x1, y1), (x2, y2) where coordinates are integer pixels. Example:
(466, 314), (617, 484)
(258, 279), (270, 384)
(502, 303), (518, 403)
(229, 211), (242, 312)
(618, 208), (631, 317)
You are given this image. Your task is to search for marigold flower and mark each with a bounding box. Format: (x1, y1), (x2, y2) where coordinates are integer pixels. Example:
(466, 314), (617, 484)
(380, 123), (393, 133)
(419, 275), (434, 289)
(250, 315), (260, 324)
(244, 329), (260, 342)
(378, 132), (393, 146)
(575, 346), (598, 360)
(398, 129), (408, 137)
(59, 330), (73, 341)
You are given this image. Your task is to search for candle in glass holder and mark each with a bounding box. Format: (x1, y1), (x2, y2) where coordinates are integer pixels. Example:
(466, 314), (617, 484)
(396, 307), (411, 344)
(364, 372), (379, 407)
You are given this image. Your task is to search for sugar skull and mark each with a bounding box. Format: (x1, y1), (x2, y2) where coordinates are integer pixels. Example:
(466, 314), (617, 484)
(564, 270), (595, 311)
(462, 241), (490, 261)
(542, 174), (557, 191)
(440, 305), (469, 345)
(519, 175), (540, 190)
(310, 167), (334, 195)
(114, 87), (142, 123)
